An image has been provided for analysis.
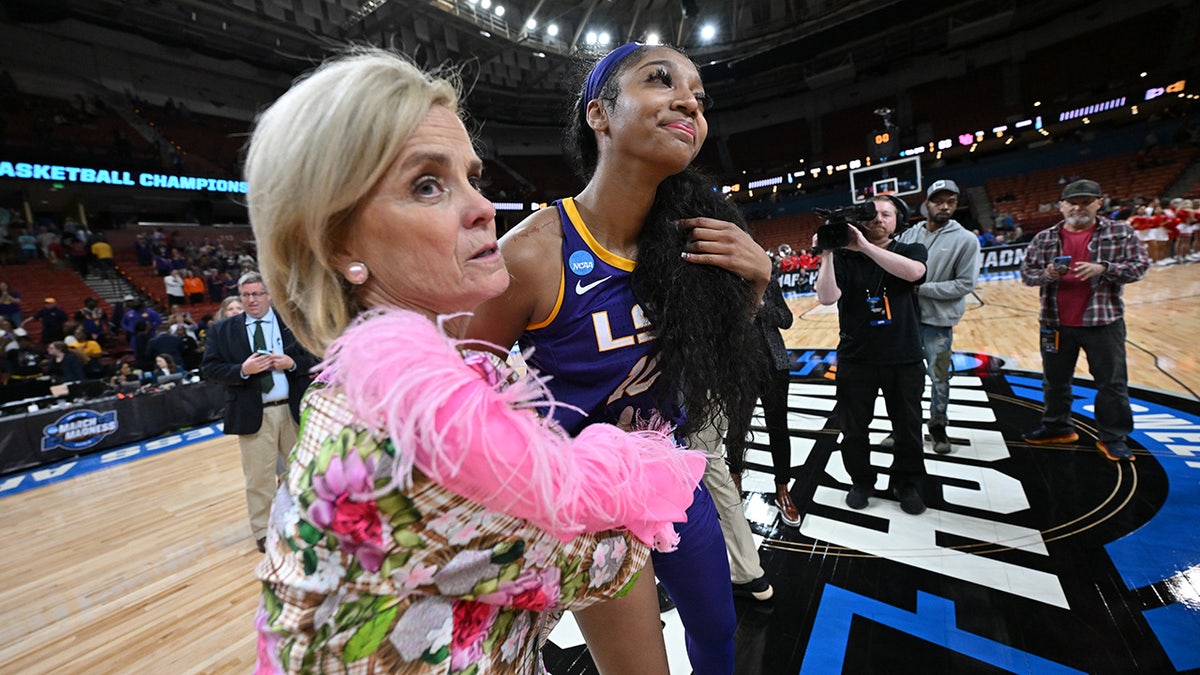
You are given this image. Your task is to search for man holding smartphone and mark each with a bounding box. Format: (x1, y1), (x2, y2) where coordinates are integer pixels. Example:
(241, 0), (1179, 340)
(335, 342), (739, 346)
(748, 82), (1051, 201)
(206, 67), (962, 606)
(201, 271), (317, 552)
(1018, 180), (1149, 461)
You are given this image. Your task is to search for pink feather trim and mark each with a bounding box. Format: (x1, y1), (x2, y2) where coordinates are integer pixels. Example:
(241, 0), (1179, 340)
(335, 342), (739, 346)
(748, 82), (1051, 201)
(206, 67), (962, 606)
(321, 308), (706, 551)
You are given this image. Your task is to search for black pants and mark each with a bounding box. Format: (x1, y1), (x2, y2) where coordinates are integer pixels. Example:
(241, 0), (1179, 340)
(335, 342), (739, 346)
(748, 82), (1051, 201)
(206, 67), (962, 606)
(836, 360), (926, 490)
(1040, 319), (1133, 442)
(726, 365), (792, 485)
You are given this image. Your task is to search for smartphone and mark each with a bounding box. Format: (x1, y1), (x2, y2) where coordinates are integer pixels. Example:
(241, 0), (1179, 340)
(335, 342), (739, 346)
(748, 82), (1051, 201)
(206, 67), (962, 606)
(255, 349), (272, 356)
(1053, 255), (1072, 271)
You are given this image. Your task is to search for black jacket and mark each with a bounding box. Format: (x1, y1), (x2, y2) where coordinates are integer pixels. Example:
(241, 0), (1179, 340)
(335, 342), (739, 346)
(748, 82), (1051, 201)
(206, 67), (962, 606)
(200, 311), (317, 435)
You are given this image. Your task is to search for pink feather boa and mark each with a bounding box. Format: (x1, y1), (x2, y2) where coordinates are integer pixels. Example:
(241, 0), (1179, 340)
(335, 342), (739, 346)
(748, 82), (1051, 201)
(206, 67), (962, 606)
(319, 308), (707, 552)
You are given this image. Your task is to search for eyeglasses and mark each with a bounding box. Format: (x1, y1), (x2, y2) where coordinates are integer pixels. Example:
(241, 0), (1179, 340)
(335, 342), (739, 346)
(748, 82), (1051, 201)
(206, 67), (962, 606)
(239, 291), (269, 299)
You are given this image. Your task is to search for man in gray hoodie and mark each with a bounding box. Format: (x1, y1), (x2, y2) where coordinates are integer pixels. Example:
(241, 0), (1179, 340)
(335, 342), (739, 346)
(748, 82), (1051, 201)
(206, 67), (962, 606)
(892, 179), (980, 453)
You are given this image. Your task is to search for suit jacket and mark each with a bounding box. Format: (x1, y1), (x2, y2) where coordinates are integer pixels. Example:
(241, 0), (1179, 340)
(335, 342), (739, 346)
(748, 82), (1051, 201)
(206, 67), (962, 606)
(200, 311), (318, 435)
(756, 274), (795, 371)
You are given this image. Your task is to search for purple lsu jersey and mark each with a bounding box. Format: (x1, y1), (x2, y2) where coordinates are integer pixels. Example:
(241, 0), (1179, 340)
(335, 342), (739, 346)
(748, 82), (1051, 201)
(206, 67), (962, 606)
(521, 198), (673, 436)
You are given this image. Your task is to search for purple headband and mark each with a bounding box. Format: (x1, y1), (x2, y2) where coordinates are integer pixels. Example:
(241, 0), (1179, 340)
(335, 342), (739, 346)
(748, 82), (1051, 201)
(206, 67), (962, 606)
(583, 42), (642, 103)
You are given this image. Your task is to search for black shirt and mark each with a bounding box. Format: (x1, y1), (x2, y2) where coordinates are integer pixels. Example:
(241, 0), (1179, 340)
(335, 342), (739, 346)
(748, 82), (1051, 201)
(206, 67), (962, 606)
(832, 240), (927, 365)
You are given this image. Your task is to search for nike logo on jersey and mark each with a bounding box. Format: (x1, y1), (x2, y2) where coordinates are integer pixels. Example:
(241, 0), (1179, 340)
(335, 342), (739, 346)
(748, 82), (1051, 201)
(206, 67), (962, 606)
(575, 276), (613, 295)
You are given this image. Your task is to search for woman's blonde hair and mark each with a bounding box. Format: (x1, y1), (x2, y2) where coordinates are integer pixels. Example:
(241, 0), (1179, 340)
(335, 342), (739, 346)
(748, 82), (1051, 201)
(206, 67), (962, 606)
(217, 295), (244, 319)
(243, 47), (460, 356)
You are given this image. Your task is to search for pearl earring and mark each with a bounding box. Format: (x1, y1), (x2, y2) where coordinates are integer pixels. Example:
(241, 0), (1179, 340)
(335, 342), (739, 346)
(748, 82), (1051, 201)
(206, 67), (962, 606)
(345, 261), (370, 285)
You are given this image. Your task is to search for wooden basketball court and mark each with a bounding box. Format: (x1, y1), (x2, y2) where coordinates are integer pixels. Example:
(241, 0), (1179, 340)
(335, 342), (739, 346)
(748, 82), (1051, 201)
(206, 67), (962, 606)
(2, 264), (1197, 674)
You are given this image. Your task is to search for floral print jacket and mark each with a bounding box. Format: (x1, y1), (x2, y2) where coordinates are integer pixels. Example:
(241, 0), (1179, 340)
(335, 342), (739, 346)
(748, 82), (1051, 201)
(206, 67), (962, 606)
(254, 382), (648, 674)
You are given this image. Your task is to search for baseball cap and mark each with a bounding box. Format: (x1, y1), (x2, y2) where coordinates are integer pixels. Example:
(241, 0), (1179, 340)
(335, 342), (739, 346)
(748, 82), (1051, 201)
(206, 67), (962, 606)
(926, 179), (960, 199)
(13, 327), (27, 337)
(1061, 179), (1102, 200)
(44, 297), (55, 303)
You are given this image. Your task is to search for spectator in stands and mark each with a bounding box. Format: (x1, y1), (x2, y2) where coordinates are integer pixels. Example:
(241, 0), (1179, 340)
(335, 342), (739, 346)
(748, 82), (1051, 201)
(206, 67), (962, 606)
(67, 326), (102, 360)
(45, 233), (65, 266)
(893, 179), (980, 454)
(23, 297), (69, 345)
(68, 235), (90, 276)
(0, 281), (22, 325)
(1019, 179), (1149, 461)
(163, 269), (186, 304)
(219, 269), (238, 298)
(146, 323), (184, 367)
(90, 233), (115, 279)
(151, 249), (172, 276)
(182, 269), (206, 304)
(46, 340), (85, 383)
(36, 225), (57, 259)
(17, 228), (38, 259)
(205, 269), (223, 302)
(217, 295), (243, 319)
(77, 296), (108, 343)
(134, 233), (153, 266)
(120, 299), (162, 340)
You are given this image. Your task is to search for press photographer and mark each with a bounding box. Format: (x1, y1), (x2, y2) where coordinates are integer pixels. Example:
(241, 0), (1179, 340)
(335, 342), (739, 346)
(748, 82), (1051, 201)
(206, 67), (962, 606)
(812, 194), (930, 515)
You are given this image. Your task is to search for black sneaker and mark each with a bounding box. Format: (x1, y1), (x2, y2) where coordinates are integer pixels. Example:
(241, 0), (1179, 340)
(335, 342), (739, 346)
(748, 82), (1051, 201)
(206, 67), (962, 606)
(732, 576), (774, 601)
(891, 485), (926, 515)
(845, 484), (871, 510)
(929, 423), (952, 454)
(656, 582), (675, 612)
(1022, 427), (1079, 444)
(1097, 440), (1135, 462)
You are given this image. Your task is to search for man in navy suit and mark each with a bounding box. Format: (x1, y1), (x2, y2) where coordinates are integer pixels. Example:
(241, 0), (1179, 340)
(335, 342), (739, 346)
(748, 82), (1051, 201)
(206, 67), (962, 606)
(201, 271), (317, 552)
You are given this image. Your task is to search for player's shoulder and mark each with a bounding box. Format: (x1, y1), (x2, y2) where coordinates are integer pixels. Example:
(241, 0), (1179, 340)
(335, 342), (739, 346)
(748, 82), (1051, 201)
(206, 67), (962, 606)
(499, 207), (564, 271)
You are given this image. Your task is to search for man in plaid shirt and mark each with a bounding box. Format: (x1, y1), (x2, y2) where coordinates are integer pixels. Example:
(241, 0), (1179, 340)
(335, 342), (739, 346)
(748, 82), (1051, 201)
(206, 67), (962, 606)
(1019, 179), (1150, 461)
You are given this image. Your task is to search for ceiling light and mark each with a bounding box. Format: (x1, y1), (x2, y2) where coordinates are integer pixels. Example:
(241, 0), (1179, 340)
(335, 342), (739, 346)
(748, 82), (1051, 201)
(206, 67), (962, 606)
(645, 32), (660, 45)
(525, 18), (537, 30)
(547, 23), (558, 37)
(585, 31), (598, 45)
(494, 5), (504, 17)
(599, 32), (611, 46)
(480, 0), (491, 9)
(699, 24), (716, 41)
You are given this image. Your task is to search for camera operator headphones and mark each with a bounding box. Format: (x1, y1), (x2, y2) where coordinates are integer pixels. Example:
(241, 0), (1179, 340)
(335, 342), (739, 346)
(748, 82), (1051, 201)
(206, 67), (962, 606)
(885, 195), (911, 236)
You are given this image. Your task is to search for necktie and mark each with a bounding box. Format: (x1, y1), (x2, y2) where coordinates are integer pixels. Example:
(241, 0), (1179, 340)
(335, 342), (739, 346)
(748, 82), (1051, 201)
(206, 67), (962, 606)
(253, 320), (274, 393)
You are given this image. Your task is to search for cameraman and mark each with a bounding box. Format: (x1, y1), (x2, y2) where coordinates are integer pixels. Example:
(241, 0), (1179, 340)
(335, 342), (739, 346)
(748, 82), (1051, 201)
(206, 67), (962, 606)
(813, 195), (929, 514)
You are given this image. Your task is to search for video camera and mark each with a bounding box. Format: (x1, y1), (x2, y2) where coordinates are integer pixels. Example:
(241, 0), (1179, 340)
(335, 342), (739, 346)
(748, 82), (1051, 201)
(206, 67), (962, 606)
(814, 201), (877, 251)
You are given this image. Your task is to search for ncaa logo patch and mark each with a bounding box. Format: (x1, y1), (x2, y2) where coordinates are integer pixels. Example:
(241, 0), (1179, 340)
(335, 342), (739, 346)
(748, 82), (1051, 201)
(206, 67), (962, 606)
(568, 250), (595, 276)
(42, 409), (119, 452)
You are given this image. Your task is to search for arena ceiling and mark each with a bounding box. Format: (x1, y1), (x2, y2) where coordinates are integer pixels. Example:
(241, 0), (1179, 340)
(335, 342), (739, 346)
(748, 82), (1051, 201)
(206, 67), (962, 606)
(1, 0), (1110, 127)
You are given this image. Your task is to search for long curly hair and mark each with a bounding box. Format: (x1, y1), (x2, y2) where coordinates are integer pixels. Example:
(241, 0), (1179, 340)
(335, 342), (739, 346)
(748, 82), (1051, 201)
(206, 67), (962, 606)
(564, 45), (769, 447)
